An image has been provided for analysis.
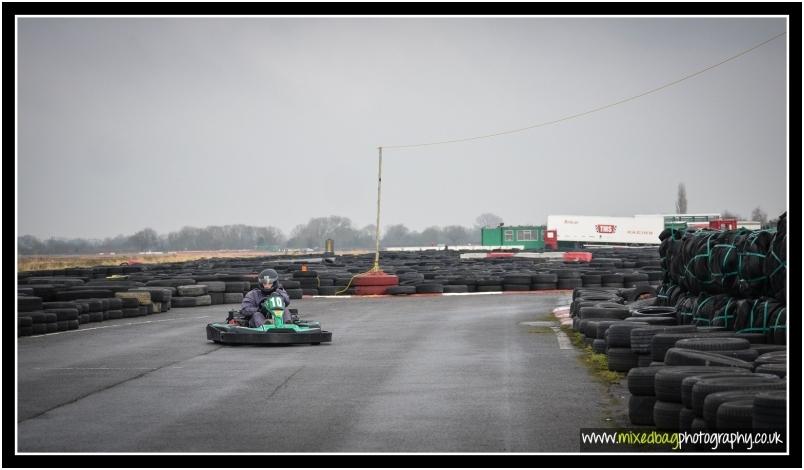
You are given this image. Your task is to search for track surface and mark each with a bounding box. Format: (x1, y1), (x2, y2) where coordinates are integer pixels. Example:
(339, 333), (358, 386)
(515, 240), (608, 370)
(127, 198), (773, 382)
(17, 293), (610, 452)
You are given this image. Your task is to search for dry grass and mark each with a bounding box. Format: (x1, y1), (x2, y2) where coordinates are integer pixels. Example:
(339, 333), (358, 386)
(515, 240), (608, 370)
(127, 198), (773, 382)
(18, 249), (373, 272)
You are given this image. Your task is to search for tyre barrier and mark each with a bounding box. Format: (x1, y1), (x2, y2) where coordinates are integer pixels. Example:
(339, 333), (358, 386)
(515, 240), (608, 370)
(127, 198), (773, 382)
(565, 280), (789, 432)
(18, 248), (663, 336)
(656, 214), (786, 344)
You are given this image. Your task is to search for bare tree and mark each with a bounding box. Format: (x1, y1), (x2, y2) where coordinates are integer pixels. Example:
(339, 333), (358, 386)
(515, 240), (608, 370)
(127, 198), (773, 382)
(475, 213), (503, 228)
(750, 207), (768, 226)
(675, 183), (687, 214)
(382, 224), (413, 246)
(443, 225), (473, 245)
(419, 226), (443, 246)
(129, 228), (158, 252)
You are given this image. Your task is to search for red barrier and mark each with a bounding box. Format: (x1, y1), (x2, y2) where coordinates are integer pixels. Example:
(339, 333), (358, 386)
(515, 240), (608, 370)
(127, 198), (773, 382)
(563, 252), (592, 262)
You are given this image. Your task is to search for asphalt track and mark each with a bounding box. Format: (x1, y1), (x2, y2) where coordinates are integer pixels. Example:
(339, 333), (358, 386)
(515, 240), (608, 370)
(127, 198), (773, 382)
(17, 293), (613, 453)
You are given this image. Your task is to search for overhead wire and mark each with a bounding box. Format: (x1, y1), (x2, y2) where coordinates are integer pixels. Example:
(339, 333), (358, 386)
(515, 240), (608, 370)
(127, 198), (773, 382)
(381, 31), (786, 150)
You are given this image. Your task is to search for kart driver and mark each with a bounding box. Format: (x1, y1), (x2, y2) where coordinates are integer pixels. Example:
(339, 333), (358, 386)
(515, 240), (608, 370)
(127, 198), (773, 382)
(240, 268), (292, 327)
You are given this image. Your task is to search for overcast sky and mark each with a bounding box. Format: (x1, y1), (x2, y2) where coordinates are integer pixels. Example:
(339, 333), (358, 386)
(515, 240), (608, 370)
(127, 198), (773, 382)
(17, 16), (788, 240)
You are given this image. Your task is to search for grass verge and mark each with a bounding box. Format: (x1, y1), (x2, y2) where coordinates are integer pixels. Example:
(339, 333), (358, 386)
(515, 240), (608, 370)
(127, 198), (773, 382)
(561, 325), (624, 385)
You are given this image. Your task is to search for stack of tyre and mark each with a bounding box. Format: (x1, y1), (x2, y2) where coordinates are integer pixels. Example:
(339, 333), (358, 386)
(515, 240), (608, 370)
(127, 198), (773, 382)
(115, 290), (162, 315)
(128, 286), (174, 310)
(18, 295), (70, 336)
(626, 352), (787, 434)
(172, 285), (212, 308)
(291, 270), (322, 297)
(656, 213), (787, 344)
(570, 285), (788, 434)
(570, 286), (663, 360)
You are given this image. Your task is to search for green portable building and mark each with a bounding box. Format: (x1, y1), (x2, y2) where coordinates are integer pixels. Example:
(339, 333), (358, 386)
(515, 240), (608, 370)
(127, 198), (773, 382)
(480, 225), (545, 250)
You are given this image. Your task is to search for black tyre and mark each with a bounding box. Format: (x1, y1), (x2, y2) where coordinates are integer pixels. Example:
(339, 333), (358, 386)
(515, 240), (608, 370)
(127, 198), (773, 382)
(476, 285), (502, 292)
(107, 310), (124, 320)
(118, 297), (140, 309)
(629, 395), (657, 426)
(754, 351), (786, 367)
(752, 391), (786, 430)
(630, 325), (697, 353)
(18, 296), (43, 312)
(579, 306), (630, 320)
(316, 286), (339, 295)
(122, 308), (142, 318)
(680, 372), (759, 409)
(532, 283), (557, 290)
(178, 285), (208, 296)
(607, 347), (639, 372)
(626, 366), (665, 396)
(716, 400), (755, 430)
(679, 407), (697, 431)
(503, 275), (531, 285)
(664, 348), (754, 369)
(606, 322), (650, 347)
(286, 289), (303, 300)
(691, 376), (785, 416)
(557, 278), (583, 289)
(387, 285), (416, 295)
(753, 363), (786, 378)
(171, 297), (197, 308)
(443, 285), (468, 293)
(631, 306), (676, 317)
(43, 308), (79, 321)
(416, 284), (444, 294)
(532, 274), (558, 283)
(674, 337), (751, 352)
(32, 324), (48, 335)
(654, 366), (749, 403)
(623, 316), (677, 326)
(653, 400), (684, 431)
(702, 390), (765, 429)
(637, 354), (653, 367)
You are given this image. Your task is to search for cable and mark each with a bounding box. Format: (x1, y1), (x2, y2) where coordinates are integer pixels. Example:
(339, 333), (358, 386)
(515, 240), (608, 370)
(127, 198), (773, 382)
(334, 267), (375, 295)
(381, 31), (786, 150)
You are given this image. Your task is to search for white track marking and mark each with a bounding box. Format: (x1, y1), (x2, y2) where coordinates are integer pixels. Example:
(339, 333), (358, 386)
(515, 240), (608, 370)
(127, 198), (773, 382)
(550, 326), (574, 350)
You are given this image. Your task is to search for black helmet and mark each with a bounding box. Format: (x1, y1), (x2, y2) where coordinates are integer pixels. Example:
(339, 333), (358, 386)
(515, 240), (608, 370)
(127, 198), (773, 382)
(257, 268), (279, 294)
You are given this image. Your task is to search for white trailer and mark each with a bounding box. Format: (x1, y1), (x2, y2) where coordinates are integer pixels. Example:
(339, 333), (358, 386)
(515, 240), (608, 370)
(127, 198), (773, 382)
(546, 215), (664, 245)
(737, 221), (762, 230)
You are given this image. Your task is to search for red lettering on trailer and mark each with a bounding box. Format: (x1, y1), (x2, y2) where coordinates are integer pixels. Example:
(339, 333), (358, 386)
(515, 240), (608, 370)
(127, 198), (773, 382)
(595, 224), (616, 234)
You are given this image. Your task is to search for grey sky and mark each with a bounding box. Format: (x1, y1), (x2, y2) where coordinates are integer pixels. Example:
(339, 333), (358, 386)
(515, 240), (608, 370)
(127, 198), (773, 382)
(17, 17), (788, 240)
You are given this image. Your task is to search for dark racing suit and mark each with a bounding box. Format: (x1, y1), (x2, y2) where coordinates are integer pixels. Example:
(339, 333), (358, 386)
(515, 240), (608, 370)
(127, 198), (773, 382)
(240, 284), (292, 327)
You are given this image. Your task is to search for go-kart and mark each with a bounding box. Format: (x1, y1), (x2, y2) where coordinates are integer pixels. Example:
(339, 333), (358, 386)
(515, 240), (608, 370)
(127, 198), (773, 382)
(206, 294), (332, 345)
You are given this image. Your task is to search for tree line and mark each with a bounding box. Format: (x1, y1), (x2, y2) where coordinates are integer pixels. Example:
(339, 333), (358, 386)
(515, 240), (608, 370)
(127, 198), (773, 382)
(676, 182), (776, 228)
(18, 213), (507, 255)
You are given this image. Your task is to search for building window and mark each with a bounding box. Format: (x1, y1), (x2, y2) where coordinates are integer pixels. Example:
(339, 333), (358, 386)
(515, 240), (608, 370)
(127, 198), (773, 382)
(504, 230), (514, 242)
(516, 230), (533, 241)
